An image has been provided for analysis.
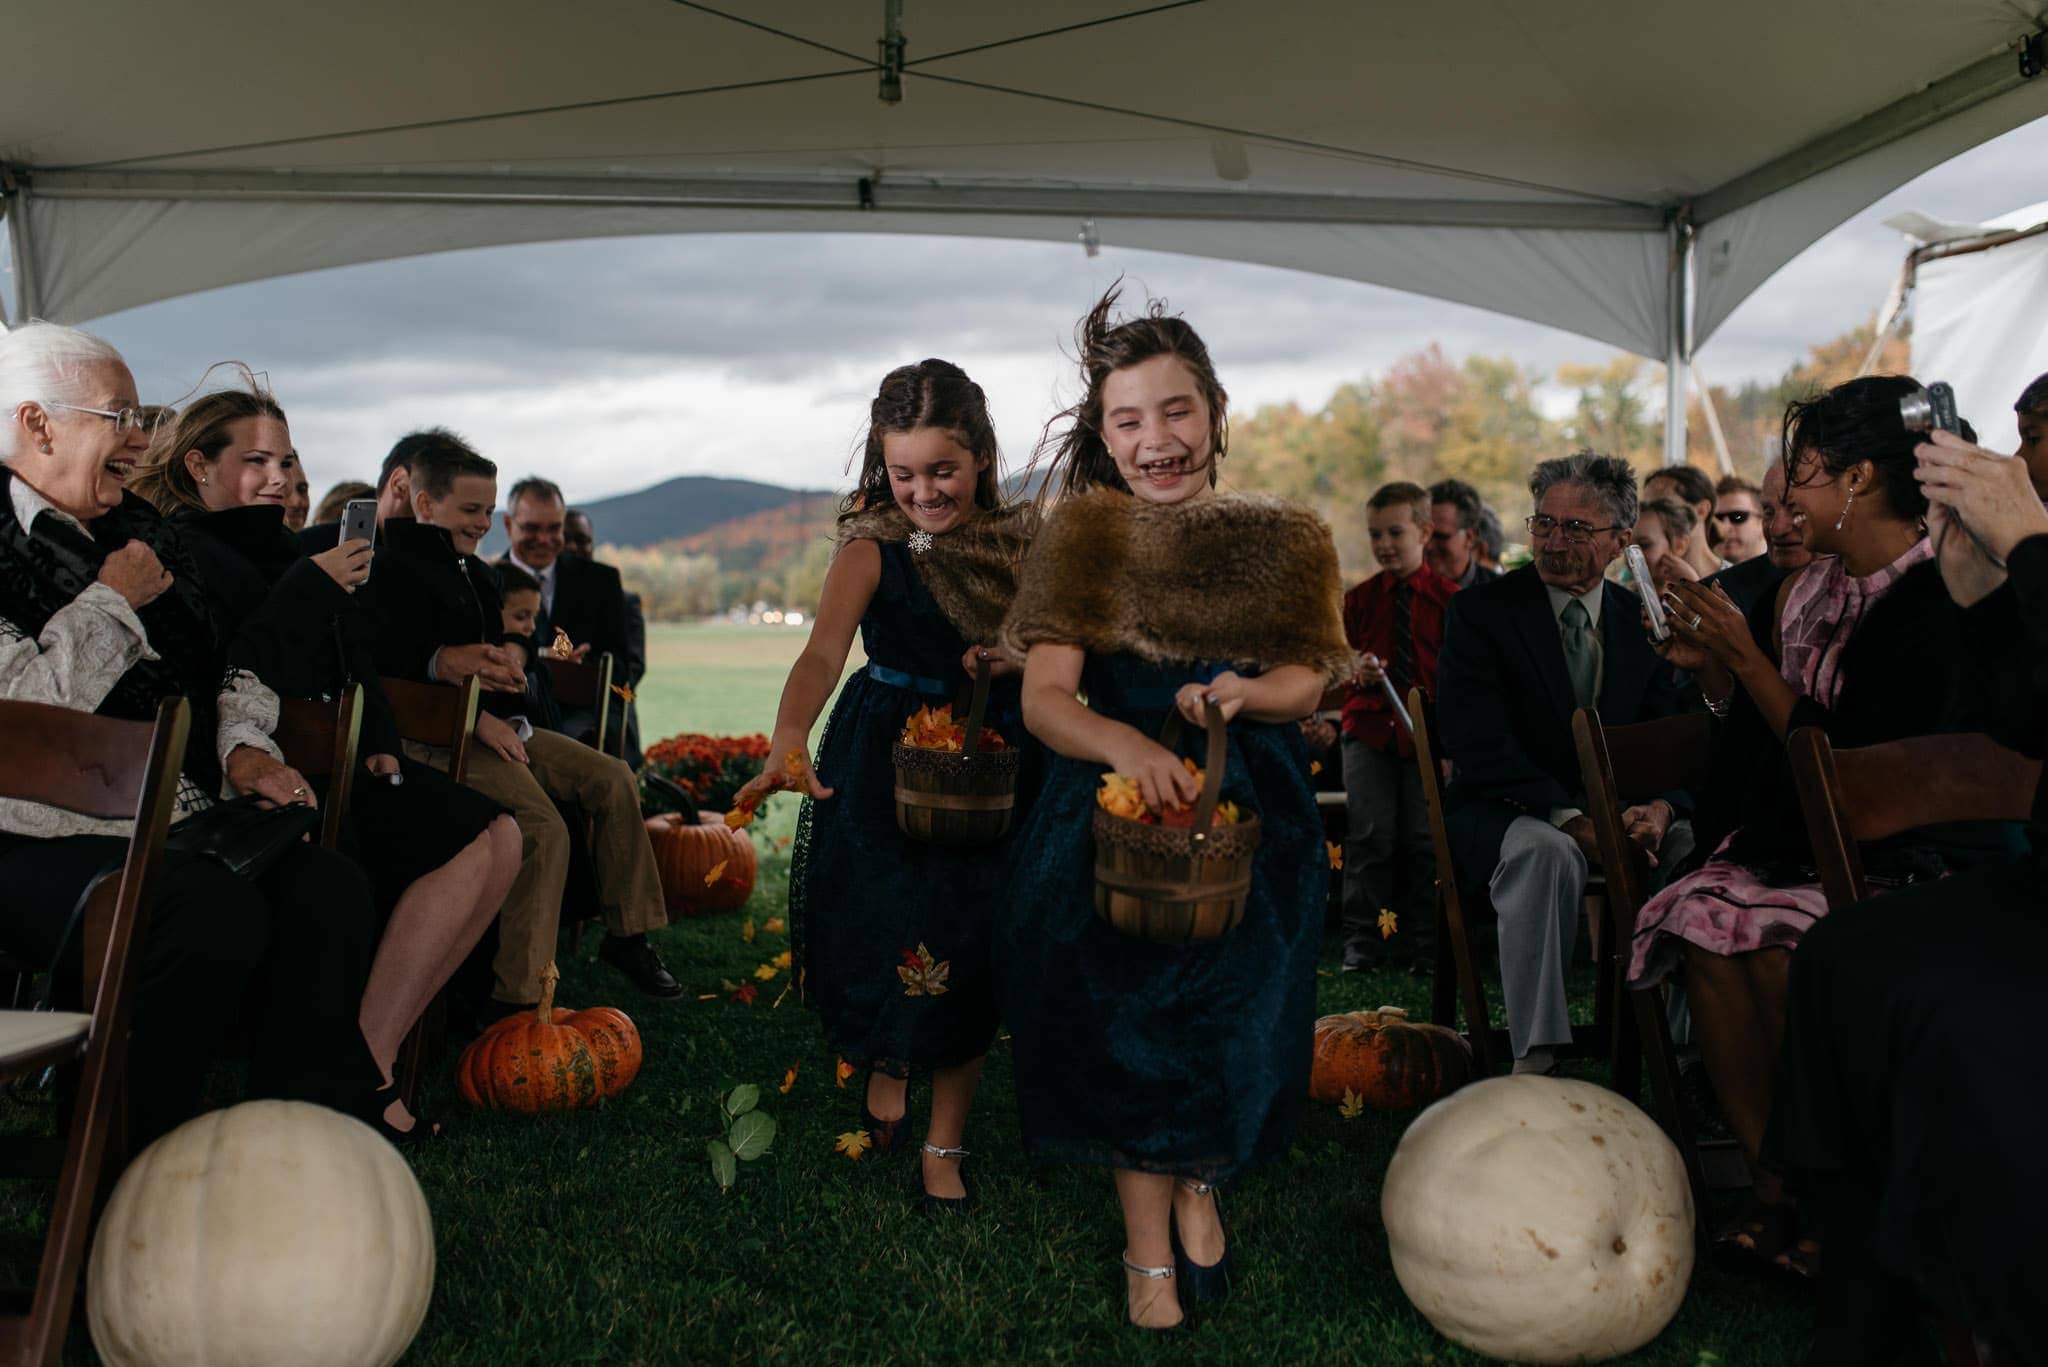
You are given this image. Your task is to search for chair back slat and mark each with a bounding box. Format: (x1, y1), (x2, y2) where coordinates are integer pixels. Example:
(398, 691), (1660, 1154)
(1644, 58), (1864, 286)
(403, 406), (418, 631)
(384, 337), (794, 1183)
(0, 700), (163, 820)
(1789, 728), (2040, 909)
(274, 688), (364, 851)
(1573, 709), (1714, 917)
(544, 653), (617, 757)
(380, 677), (482, 783)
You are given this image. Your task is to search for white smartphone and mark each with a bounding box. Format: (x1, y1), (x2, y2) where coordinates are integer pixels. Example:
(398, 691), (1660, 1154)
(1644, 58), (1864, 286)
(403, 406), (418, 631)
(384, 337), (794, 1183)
(1625, 544), (1670, 642)
(339, 498), (377, 551)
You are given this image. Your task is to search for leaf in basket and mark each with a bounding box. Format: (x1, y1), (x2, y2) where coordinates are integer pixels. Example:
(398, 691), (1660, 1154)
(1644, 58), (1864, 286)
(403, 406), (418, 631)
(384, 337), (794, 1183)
(896, 943), (951, 997)
(1377, 908), (1399, 940)
(1095, 772), (1147, 821)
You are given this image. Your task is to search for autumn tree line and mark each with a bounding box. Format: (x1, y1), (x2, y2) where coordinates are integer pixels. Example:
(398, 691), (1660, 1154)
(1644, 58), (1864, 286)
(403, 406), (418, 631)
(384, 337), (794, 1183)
(609, 318), (1907, 617)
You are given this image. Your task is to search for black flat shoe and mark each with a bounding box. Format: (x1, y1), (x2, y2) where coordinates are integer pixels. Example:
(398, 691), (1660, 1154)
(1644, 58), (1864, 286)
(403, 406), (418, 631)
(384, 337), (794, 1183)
(361, 1083), (447, 1149)
(1171, 1178), (1233, 1305)
(914, 1142), (977, 1214)
(599, 933), (682, 998)
(860, 1074), (909, 1156)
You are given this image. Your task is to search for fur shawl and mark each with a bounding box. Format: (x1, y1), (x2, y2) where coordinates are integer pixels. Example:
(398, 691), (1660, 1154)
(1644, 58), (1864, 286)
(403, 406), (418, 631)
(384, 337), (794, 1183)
(1001, 489), (1356, 684)
(834, 503), (1039, 644)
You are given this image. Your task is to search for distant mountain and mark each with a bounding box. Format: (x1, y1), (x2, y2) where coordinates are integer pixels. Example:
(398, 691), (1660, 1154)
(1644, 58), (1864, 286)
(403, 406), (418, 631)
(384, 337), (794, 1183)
(670, 492), (841, 567)
(477, 475), (827, 556)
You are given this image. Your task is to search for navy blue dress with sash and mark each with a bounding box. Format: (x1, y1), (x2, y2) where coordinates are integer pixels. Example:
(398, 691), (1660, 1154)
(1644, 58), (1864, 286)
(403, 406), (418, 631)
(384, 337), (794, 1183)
(995, 652), (1323, 1183)
(790, 540), (1036, 1078)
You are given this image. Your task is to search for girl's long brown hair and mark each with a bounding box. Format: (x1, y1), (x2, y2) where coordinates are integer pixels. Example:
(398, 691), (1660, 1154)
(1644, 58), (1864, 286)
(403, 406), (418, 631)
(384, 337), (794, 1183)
(1030, 281), (1229, 504)
(839, 358), (1004, 522)
(129, 383), (287, 515)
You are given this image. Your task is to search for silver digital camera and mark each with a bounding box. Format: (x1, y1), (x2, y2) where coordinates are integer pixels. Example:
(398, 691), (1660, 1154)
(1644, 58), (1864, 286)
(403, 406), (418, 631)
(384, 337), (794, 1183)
(1899, 381), (1960, 435)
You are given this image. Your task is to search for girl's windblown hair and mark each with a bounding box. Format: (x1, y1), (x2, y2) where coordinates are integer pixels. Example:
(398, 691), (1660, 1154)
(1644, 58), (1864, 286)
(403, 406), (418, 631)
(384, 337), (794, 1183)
(840, 358), (1004, 523)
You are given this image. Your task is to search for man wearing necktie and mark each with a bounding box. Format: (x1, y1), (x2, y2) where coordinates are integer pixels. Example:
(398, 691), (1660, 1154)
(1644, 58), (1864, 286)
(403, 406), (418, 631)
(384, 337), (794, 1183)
(1436, 453), (1687, 1076)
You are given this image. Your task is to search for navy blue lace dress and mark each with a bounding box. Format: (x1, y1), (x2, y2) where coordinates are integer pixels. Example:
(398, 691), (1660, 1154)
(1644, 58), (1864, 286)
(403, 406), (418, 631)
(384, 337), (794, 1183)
(996, 653), (1323, 1184)
(791, 540), (1037, 1079)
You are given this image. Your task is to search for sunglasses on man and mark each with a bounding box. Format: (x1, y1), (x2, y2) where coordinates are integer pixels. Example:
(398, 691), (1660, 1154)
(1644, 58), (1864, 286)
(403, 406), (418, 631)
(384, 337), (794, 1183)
(1711, 510), (1752, 526)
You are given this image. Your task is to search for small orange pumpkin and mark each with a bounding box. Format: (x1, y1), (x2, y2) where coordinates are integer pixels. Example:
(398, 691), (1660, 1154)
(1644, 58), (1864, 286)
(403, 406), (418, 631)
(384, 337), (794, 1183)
(645, 812), (758, 916)
(548, 1003), (642, 1099)
(456, 964), (600, 1113)
(1309, 1005), (1473, 1110)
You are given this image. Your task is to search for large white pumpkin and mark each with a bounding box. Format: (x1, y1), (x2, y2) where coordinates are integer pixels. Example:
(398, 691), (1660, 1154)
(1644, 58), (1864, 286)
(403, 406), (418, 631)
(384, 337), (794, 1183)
(88, 1100), (434, 1367)
(1381, 1076), (1693, 1364)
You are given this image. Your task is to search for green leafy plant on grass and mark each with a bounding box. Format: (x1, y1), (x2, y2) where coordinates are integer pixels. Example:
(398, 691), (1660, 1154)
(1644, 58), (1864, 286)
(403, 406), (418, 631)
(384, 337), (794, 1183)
(706, 1082), (778, 1192)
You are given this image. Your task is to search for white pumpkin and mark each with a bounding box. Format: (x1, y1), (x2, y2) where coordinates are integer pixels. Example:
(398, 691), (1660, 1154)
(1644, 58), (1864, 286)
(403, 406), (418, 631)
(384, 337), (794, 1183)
(88, 1100), (434, 1367)
(1381, 1075), (1693, 1364)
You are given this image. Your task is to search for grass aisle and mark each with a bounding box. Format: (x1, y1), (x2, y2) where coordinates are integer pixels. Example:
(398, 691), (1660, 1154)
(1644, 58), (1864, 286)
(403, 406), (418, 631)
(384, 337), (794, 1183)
(404, 792), (1810, 1366)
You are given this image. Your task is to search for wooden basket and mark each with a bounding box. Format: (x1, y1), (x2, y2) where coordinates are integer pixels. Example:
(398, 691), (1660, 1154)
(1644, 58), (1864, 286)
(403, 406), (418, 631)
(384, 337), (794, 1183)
(892, 654), (1019, 846)
(1093, 709), (1261, 943)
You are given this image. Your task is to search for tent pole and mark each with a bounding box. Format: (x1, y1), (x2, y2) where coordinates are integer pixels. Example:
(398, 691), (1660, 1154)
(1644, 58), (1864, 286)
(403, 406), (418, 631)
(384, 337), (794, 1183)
(1663, 218), (1694, 469)
(6, 182), (40, 324)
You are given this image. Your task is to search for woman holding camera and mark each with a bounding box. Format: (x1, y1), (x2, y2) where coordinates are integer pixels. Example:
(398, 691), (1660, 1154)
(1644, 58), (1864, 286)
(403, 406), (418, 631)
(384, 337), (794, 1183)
(0, 323), (385, 1150)
(129, 386), (520, 1141)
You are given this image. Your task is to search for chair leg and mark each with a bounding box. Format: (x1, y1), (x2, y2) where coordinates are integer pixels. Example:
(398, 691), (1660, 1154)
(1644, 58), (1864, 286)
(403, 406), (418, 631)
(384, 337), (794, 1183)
(1438, 883), (1497, 1077)
(1634, 984), (1710, 1239)
(1430, 897), (1457, 1028)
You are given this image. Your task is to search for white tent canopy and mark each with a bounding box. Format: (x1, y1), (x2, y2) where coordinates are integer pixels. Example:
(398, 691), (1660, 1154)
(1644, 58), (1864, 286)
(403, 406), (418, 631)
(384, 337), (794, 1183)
(4, 1), (2046, 458)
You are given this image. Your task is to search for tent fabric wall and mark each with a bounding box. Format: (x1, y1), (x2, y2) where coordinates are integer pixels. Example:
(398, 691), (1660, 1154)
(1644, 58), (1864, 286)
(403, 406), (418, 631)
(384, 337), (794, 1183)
(1911, 228), (2048, 456)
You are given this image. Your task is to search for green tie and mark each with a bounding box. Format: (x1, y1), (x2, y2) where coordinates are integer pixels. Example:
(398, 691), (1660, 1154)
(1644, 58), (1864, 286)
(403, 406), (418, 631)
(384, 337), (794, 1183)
(1560, 598), (1597, 710)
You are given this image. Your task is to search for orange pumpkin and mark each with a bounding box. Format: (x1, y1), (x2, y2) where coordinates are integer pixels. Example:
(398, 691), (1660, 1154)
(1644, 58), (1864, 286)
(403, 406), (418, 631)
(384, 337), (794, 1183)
(548, 1004), (642, 1099)
(644, 812), (758, 916)
(1309, 1005), (1473, 1110)
(456, 964), (600, 1113)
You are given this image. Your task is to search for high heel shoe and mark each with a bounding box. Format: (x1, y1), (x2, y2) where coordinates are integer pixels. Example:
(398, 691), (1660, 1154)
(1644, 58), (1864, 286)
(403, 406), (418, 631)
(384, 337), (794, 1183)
(913, 1142), (977, 1214)
(859, 1073), (909, 1156)
(1170, 1178), (1233, 1305)
(1120, 1251), (1186, 1332)
(360, 1083), (446, 1149)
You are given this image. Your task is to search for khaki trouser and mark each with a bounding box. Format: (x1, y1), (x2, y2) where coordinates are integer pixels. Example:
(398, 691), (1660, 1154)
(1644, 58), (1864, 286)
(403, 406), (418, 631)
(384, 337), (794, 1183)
(405, 729), (666, 1002)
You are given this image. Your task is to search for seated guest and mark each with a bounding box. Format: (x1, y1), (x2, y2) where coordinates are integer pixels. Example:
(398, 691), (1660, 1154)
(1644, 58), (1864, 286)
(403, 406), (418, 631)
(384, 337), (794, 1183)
(1436, 451), (1686, 1076)
(1425, 478), (1500, 589)
(2016, 369), (2046, 495)
(1711, 474), (1767, 564)
(1632, 496), (1702, 596)
(1643, 463), (1726, 581)
(563, 506), (644, 765)
(1474, 504), (1505, 573)
(496, 562), (563, 732)
(1696, 458), (1810, 619)
(1338, 481), (1456, 973)
(1772, 419), (2048, 1363)
(498, 479), (633, 727)
(370, 436), (679, 1009)
(311, 478), (374, 529)
(127, 386), (522, 1140)
(0, 322), (383, 1148)
(1630, 376), (2002, 1273)
(284, 463), (311, 532)
(300, 436), (420, 553)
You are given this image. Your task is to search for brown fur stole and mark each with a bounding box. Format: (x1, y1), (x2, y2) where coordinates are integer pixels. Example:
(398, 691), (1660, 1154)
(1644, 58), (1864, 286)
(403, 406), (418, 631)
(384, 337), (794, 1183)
(834, 503), (1039, 644)
(1001, 489), (1356, 684)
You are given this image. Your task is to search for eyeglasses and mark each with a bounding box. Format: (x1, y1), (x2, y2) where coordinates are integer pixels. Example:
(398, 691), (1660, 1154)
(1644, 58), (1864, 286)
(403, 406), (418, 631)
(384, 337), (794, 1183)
(46, 402), (155, 434)
(1524, 515), (1623, 544)
(1712, 510), (1752, 526)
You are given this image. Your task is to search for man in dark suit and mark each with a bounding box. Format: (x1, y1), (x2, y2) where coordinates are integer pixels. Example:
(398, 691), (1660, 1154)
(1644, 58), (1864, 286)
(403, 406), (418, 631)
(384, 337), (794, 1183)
(297, 436), (428, 555)
(498, 476), (633, 754)
(1427, 478), (1503, 590)
(1436, 451), (1687, 1075)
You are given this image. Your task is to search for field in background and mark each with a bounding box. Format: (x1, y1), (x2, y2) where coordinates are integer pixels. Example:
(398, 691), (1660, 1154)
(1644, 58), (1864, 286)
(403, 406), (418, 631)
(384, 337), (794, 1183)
(636, 622), (863, 743)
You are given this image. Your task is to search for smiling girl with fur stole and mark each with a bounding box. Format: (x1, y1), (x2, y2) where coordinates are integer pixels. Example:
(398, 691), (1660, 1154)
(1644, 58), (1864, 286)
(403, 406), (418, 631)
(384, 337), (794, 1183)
(733, 359), (1038, 1213)
(997, 288), (1352, 1330)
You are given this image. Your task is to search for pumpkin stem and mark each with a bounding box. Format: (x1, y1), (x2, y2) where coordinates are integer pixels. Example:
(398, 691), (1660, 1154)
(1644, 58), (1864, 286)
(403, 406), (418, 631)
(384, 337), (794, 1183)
(1374, 1005), (1410, 1022)
(538, 961), (561, 1019)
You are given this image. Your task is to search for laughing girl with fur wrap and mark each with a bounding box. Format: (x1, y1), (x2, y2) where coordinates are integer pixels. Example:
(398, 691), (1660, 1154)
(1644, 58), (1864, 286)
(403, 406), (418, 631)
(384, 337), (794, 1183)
(998, 289), (1352, 1331)
(731, 360), (1039, 1214)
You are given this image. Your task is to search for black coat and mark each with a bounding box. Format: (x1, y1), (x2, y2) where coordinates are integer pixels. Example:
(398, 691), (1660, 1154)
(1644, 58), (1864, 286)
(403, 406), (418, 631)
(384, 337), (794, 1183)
(1436, 564), (1687, 875)
(370, 519), (530, 723)
(175, 504), (404, 760)
(1706, 552), (1785, 621)
(1964, 536), (2048, 867)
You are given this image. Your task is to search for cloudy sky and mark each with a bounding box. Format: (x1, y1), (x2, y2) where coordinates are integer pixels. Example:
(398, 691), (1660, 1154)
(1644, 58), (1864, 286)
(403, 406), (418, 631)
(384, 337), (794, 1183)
(19, 111), (2048, 507)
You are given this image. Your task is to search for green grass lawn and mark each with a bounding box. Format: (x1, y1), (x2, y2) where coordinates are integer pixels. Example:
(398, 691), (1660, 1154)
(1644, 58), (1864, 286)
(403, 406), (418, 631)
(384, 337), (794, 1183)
(22, 624), (1814, 1363)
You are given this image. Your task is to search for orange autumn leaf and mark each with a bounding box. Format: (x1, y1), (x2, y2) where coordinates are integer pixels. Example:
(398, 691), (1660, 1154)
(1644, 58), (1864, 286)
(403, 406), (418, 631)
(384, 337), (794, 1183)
(784, 748), (809, 781)
(1339, 1088), (1365, 1120)
(724, 790), (765, 830)
(753, 963), (779, 981)
(898, 704), (1007, 753)
(835, 1058), (854, 1088)
(729, 983), (759, 1004)
(1096, 769), (1244, 828)
(897, 944), (951, 997)
(611, 682), (635, 704)
(1311, 760), (1323, 776)
(1378, 908), (1399, 940)
(772, 950), (793, 970)
(703, 859), (729, 888)
(776, 835), (793, 850)
(780, 1062), (799, 1094)
(1327, 842), (1343, 870)
(835, 1129), (873, 1161)
(546, 627), (576, 660)
(740, 917), (756, 943)
(764, 917), (786, 934)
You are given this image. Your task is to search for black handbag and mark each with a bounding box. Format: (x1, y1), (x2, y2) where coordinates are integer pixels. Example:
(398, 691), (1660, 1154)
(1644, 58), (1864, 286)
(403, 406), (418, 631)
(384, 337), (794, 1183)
(166, 793), (321, 879)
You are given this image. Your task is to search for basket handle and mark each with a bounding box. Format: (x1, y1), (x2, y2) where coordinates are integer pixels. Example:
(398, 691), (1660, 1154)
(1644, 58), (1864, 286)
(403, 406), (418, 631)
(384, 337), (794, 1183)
(959, 651), (994, 758)
(1153, 703), (1229, 835)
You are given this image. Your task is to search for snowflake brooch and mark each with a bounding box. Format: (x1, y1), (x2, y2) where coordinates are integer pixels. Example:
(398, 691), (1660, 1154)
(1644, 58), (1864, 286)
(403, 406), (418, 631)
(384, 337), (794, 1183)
(908, 529), (935, 556)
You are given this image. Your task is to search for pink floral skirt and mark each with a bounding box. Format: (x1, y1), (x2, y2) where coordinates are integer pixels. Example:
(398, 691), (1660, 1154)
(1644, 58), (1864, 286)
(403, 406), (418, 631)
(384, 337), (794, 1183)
(1626, 835), (1827, 988)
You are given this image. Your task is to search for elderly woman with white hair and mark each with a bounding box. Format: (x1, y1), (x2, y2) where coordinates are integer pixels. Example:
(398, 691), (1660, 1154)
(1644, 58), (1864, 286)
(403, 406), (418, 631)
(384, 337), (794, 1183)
(0, 321), (385, 1149)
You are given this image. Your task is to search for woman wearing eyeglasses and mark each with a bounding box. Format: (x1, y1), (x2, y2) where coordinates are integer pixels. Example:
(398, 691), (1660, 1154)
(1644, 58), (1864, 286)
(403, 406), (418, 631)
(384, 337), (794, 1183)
(1628, 375), (2018, 1284)
(0, 322), (389, 1152)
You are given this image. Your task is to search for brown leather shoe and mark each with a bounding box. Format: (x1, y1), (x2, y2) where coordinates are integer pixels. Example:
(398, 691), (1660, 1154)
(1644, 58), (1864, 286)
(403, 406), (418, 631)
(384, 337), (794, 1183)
(599, 933), (682, 998)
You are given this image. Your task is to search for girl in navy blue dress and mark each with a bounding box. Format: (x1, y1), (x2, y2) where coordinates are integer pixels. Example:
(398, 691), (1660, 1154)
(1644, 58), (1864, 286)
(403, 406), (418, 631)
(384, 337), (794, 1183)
(999, 289), (1353, 1330)
(734, 360), (1037, 1212)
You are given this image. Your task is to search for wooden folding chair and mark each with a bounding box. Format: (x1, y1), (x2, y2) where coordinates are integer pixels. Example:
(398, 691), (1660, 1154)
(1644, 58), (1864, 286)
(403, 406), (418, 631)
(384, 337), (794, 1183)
(1573, 706), (1718, 1229)
(272, 686), (364, 852)
(0, 697), (189, 1367)
(375, 677), (481, 1101)
(1789, 729), (2041, 910)
(1411, 686), (1616, 1078)
(544, 652), (620, 759)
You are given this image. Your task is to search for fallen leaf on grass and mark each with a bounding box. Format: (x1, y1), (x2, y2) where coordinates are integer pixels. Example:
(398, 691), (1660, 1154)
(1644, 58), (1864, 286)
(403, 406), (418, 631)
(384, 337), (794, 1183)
(729, 984), (759, 1005)
(779, 1062), (799, 1094)
(753, 963), (779, 981)
(776, 836), (793, 850)
(834, 1130), (873, 1161)
(764, 917), (786, 934)
(835, 1058), (854, 1088)
(740, 917), (756, 943)
(1339, 1088), (1364, 1120)
(772, 950), (792, 970)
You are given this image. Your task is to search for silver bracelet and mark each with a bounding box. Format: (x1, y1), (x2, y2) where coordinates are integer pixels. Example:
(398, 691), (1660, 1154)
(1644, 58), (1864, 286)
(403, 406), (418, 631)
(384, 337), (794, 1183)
(1703, 690), (1731, 719)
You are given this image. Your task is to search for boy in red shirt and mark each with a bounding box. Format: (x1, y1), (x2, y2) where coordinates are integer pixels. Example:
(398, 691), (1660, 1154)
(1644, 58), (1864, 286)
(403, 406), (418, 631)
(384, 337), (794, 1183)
(1340, 482), (1460, 972)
